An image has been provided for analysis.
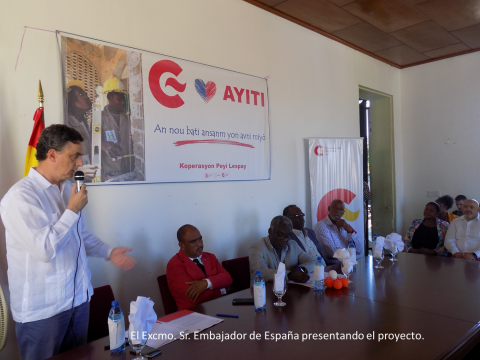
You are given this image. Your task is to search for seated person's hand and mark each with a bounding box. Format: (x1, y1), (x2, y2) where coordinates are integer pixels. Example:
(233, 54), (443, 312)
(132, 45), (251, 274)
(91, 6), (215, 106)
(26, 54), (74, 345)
(77, 164), (98, 180)
(287, 267), (310, 283)
(185, 280), (208, 301)
(453, 252), (465, 259)
(225, 286), (236, 294)
(336, 219), (353, 234)
(464, 253), (476, 261)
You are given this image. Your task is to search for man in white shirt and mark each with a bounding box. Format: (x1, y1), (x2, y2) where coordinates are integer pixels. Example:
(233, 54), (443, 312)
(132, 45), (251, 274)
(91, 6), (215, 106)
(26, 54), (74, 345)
(314, 199), (363, 265)
(445, 199), (480, 260)
(0, 124), (136, 360)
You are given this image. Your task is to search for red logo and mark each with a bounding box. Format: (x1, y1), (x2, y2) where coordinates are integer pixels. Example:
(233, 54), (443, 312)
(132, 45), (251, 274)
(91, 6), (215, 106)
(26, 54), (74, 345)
(314, 145), (324, 156)
(317, 189), (357, 222)
(149, 60), (187, 108)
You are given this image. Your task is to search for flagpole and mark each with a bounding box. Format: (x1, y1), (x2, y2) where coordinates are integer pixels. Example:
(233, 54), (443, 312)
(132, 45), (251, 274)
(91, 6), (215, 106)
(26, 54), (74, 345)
(38, 80), (44, 107)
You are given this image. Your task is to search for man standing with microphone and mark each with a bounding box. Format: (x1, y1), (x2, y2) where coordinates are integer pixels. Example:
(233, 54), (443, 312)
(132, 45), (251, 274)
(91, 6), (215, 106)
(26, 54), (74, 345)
(0, 124), (136, 360)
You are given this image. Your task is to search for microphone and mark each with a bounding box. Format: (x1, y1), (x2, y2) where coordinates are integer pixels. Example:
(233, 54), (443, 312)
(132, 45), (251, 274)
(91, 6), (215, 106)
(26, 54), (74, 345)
(74, 171), (85, 192)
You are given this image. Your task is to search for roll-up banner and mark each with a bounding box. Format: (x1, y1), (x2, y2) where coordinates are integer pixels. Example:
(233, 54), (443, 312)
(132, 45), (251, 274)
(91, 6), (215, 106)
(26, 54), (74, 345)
(62, 35), (270, 185)
(309, 138), (364, 249)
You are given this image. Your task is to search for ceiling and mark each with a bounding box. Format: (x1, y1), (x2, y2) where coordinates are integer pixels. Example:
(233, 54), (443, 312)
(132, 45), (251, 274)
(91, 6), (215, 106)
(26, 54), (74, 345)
(244, 0), (480, 68)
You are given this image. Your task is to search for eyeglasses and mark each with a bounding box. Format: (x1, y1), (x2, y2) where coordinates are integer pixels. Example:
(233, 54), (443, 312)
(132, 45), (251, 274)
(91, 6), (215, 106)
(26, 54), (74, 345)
(288, 213), (305, 219)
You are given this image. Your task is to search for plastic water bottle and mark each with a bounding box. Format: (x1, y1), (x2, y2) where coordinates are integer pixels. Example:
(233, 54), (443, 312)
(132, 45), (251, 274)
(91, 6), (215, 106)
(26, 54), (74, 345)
(373, 233), (378, 244)
(313, 256), (324, 292)
(108, 300), (125, 353)
(253, 270), (266, 311)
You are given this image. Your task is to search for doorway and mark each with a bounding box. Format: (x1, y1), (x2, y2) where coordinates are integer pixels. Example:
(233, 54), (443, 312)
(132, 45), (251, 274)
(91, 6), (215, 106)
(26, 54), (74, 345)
(359, 87), (396, 254)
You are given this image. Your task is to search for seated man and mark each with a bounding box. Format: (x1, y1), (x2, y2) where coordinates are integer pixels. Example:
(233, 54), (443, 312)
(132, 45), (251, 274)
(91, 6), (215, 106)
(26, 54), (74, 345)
(283, 204), (323, 259)
(249, 216), (319, 284)
(445, 199), (480, 260)
(314, 199), (364, 265)
(167, 224), (233, 310)
(453, 195), (467, 216)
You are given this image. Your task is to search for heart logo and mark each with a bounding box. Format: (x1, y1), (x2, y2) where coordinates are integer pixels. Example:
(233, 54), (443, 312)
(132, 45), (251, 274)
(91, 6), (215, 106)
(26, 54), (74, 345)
(195, 79), (217, 103)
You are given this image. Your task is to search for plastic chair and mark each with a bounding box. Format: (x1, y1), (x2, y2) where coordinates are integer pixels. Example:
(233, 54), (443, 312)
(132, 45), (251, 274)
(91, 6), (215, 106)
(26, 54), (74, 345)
(222, 256), (250, 292)
(157, 275), (178, 315)
(88, 285), (115, 343)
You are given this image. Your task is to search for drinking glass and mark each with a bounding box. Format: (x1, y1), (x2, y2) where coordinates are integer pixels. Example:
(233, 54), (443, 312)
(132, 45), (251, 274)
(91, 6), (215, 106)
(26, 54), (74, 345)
(390, 246), (398, 262)
(374, 245), (384, 269)
(273, 276), (287, 306)
(129, 327), (147, 360)
(342, 266), (353, 284)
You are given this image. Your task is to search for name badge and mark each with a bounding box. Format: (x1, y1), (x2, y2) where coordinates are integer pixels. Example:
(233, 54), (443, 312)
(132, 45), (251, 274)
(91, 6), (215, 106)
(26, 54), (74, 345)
(105, 130), (117, 143)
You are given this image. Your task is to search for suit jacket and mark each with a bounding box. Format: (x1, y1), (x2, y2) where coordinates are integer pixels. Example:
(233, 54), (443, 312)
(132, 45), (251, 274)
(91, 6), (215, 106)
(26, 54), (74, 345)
(290, 227), (324, 258)
(249, 236), (316, 284)
(166, 250), (232, 310)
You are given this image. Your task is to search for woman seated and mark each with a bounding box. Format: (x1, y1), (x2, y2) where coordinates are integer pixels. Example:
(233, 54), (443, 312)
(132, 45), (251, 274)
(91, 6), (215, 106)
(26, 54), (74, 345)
(404, 202), (449, 255)
(435, 195), (458, 224)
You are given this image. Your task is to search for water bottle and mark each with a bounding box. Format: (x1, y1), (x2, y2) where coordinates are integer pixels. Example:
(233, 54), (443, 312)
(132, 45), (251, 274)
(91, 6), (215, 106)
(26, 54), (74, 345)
(313, 256), (324, 292)
(108, 300), (125, 353)
(253, 270), (266, 311)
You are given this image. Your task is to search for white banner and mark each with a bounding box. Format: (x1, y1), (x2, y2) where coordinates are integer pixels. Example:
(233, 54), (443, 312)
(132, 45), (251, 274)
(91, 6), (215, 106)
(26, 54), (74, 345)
(62, 36), (270, 184)
(309, 138), (364, 244)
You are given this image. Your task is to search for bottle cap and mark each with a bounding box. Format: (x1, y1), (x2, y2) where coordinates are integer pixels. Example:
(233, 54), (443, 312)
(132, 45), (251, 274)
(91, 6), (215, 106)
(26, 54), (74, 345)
(317, 257), (322, 261)
(111, 300), (119, 307)
(256, 270), (262, 275)
(374, 233), (377, 236)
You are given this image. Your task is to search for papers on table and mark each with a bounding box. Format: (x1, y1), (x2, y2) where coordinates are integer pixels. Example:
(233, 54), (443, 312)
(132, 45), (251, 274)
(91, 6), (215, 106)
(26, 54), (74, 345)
(145, 310), (223, 348)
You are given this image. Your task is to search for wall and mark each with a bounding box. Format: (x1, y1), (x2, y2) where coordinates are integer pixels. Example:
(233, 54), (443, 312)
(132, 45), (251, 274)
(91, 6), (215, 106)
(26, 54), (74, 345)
(0, 0), (402, 358)
(400, 51), (480, 234)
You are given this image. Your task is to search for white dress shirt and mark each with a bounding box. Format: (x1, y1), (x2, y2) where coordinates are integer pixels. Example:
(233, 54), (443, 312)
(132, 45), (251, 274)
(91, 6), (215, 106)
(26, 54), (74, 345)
(292, 229), (321, 258)
(189, 255), (226, 295)
(314, 216), (363, 265)
(444, 215), (480, 257)
(0, 168), (112, 323)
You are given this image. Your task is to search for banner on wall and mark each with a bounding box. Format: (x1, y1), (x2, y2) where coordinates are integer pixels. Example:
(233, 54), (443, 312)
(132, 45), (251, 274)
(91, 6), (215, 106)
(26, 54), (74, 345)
(61, 35), (270, 185)
(309, 138), (364, 244)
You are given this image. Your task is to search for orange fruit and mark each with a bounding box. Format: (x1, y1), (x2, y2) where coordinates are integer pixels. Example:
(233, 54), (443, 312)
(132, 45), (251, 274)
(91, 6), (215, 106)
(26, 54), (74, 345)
(333, 279), (343, 290)
(324, 277), (333, 288)
(340, 277), (349, 287)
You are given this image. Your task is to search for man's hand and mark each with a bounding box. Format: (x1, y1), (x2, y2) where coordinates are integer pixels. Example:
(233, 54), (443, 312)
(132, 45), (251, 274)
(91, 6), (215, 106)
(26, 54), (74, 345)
(287, 267), (310, 283)
(225, 286), (236, 294)
(453, 252), (465, 259)
(185, 280), (208, 301)
(77, 164), (99, 180)
(464, 253), (476, 261)
(102, 141), (123, 159)
(109, 247), (136, 270)
(336, 219), (353, 234)
(67, 184), (88, 214)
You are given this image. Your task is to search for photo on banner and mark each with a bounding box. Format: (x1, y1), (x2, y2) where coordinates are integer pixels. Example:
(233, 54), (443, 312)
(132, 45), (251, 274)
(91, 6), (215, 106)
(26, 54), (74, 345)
(61, 35), (270, 185)
(309, 138), (364, 253)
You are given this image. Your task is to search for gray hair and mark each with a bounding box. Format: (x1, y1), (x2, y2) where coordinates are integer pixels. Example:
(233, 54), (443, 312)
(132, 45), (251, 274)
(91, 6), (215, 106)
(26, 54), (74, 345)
(270, 215), (293, 230)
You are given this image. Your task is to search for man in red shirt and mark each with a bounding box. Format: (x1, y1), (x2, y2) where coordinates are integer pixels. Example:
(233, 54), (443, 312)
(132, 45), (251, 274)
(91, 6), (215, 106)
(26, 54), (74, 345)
(167, 224), (233, 310)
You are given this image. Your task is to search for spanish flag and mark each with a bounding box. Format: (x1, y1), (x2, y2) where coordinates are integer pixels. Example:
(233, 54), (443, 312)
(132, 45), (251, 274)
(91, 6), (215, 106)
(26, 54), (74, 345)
(24, 106), (45, 176)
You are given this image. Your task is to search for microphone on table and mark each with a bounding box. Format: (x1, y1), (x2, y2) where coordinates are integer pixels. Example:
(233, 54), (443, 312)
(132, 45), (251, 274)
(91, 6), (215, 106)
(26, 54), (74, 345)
(74, 171), (85, 192)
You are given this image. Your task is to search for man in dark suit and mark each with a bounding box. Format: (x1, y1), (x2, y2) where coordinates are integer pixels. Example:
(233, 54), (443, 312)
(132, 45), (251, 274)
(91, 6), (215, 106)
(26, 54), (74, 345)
(283, 205), (324, 259)
(166, 224), (233, 310)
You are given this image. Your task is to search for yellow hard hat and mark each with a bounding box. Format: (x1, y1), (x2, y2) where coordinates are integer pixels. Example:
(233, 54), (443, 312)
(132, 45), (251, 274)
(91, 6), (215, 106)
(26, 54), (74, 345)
(103, 78), (127, 95)
(66, 79), (85, 91)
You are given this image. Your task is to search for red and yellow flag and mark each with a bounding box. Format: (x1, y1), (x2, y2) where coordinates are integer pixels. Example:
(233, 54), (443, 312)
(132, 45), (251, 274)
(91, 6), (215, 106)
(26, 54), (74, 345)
(24, 107), (45, 176)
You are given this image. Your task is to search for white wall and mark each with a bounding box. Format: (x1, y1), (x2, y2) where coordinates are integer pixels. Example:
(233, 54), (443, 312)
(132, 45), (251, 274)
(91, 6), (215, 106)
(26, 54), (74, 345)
(400, 52), (480, 234)
(0, 0), (402, 358)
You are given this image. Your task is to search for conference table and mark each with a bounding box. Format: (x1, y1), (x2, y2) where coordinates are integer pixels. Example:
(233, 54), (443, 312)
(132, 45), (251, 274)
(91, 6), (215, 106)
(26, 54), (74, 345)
(51, 253), (480, 360)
